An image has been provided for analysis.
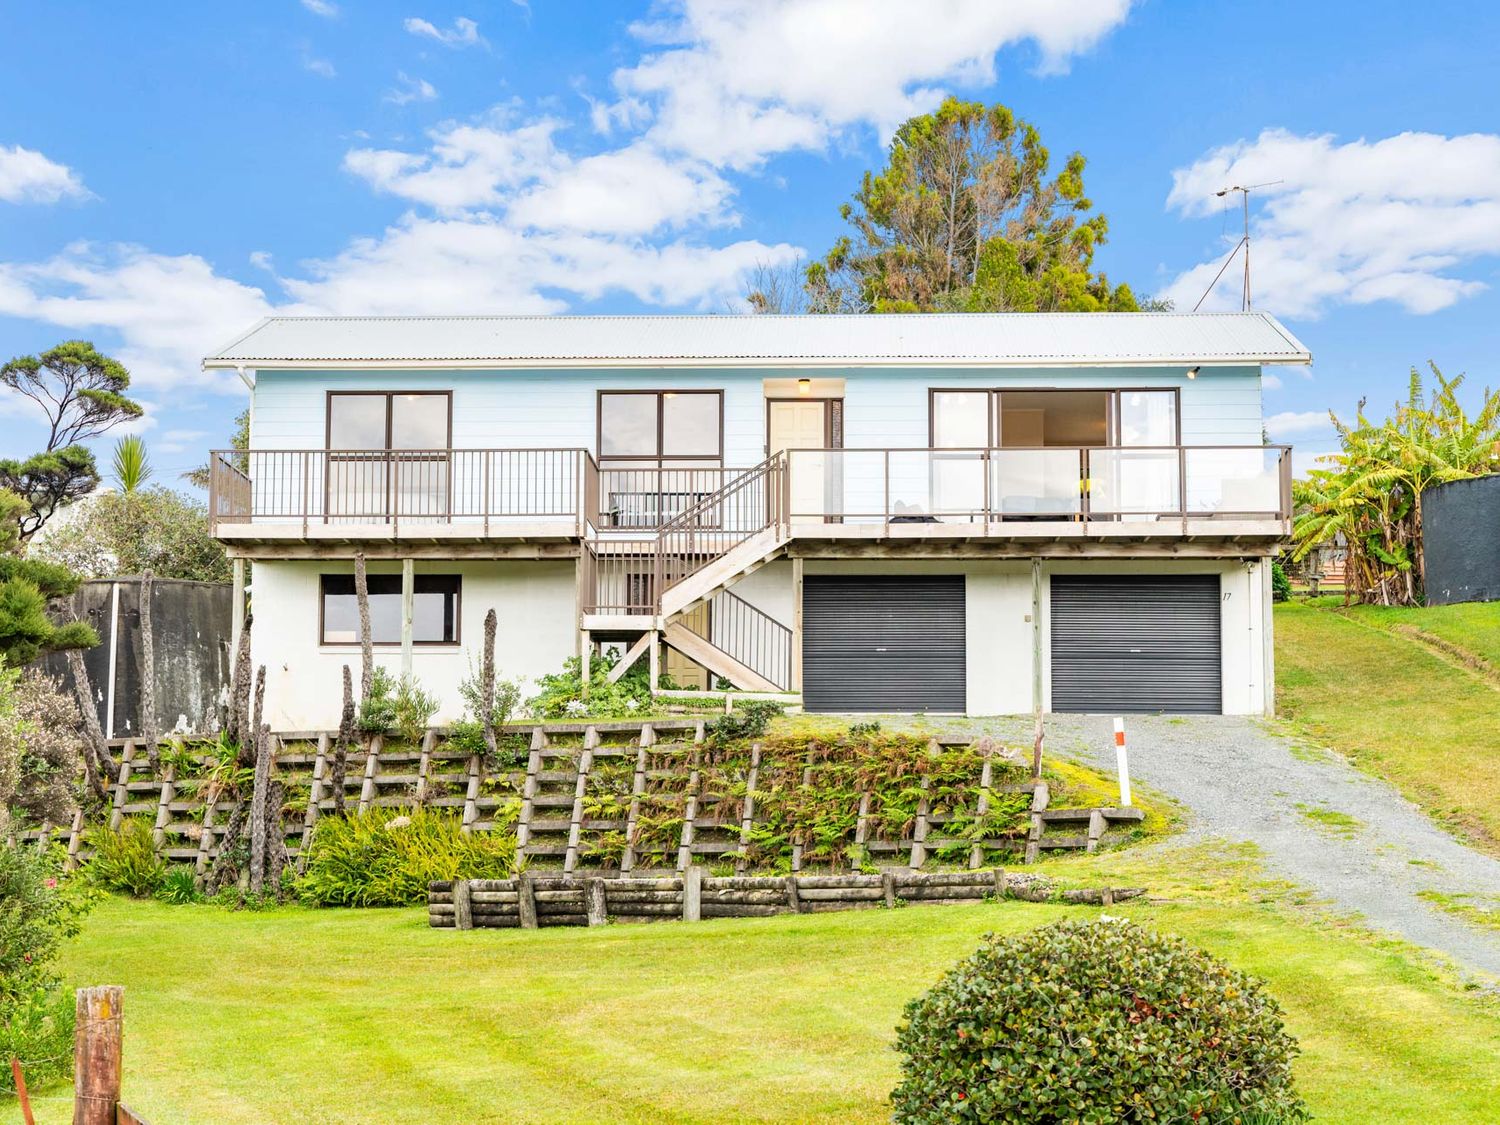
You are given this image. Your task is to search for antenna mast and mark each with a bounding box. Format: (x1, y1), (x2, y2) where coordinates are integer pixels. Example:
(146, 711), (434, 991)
(1193, 180), (1282, 312)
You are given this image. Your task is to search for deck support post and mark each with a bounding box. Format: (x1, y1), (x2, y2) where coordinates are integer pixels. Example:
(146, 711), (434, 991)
(790, 557), (804, 694)
(400, 558), (415, 679)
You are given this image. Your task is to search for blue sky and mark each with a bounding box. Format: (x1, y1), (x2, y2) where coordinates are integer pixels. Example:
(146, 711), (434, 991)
(3, 0), (1498, 483)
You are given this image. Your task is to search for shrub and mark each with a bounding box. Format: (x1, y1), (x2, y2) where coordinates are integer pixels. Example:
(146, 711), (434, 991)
(154, 865), (202, 905)
(297, 809), (515, 907)
(892, 919), (1308, 1124)
(0, 844), (95, 1094)
(1271, 560), (1292, 602)
(391, 675), (440, 743)
(457, 657), (523, 732)
(704, 699), (785, 746)
(356, 666), (399, 733)
(86, 816), (168, 897)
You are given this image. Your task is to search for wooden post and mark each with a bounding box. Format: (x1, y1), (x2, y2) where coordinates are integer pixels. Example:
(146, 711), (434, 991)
(109, 741), (136, 831)
(881, 870), (897, 909)
(459, 751), (481, 836)
(619, 730), (650, 873)
(11, 1055), (34, 1125)
(452, 879), (473, 931)
(516, 729), (546, 850)
(298, 733), (329, 874)
(151, 763), (176, 850)
(358, 734), (383, 815)
(579, 631), (591, 700)
(647, 628), (660, 694)
(968, 737), (994, 869)
(790, 557), (804, 694)
(399, 558), (415, 680)
(676, 744), (701, 873)
(230, 558), (246, 658)
(414, 729), (436, 806)
(585, 878), (608, 926)
(564, 727), (598, 874)
(785, 873), (803, 914)
(65, 807), (84, 871)
(72, 985), (124, 1125)
(517, 871), (538, 929)
(790, 742), (815, 873)
(735, 741), (762, 876)
(682, 865), (703, 922)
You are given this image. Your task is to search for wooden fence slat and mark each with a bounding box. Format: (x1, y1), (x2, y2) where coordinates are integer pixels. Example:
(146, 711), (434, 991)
(460, 753), (481, 836)
(619, 734), (650, 874)
(563, 727), (598, 874)
(109, 741), (137, 830)
(357, 735), (383, 815)
(151, 764), (176, 850)
(734, 741), (762, 876)
(969, 737), (994, 869)
(675, 744), (702, 873)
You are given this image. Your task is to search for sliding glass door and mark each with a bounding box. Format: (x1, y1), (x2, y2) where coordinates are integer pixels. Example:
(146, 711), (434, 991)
(327, 391), (450, 521)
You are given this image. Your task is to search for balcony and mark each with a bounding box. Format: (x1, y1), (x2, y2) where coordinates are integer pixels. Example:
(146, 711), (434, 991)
(209, 445), (1291, 552)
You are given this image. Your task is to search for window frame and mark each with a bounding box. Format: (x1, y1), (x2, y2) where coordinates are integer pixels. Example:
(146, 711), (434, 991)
(325, 390), (453, 451)
(317, 572), (463, 647)
(926, 387), (1182, 448)
(595, 389), (725, 466)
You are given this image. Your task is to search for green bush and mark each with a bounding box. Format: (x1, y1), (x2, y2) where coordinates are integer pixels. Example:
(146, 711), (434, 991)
(297, 809), (515, 907)
(704, 700), (785, 746)
(154, 865), (202, 905)
(1272, 560), (1292, 602)
(86, 816), (168, 897)
(0, 844), (96, 1094)
(892, 919), (1308, 1124)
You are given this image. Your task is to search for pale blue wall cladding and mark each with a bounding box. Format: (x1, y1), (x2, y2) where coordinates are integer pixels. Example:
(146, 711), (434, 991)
(251, 365), (1265, 460)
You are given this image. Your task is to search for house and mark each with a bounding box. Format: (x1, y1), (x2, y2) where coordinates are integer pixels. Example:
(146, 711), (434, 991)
(202, 312), (1309, 730)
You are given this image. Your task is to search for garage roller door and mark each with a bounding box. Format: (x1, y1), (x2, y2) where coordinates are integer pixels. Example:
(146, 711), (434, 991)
(803, 576), (966, 712)
(1051, 575), (1222, 713)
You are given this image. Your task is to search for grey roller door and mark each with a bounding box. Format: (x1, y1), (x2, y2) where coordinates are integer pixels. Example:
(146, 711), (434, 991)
(803, 576), (966, 712)
(1051, 575), (1222, 714)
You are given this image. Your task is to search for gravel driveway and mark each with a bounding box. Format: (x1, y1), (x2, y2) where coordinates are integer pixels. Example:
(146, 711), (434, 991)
(969, 713), (1500, 979)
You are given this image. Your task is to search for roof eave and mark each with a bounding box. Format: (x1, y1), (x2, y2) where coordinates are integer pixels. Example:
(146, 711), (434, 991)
(202, 353), (1309, 371)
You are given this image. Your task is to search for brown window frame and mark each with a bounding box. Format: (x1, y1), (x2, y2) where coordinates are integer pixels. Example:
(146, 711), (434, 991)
(927, 387), (1182, 448)
(318, 573), (462, 647)
(596, 389), (725, 466)
(325, 390), (453, 450)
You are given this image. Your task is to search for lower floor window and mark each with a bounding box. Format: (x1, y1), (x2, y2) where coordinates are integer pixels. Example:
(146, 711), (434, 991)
(320, 574), (460, 645)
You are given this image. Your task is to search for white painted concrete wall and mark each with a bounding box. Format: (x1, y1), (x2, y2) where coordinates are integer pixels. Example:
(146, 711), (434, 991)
(736, 558), (1269, 716)
(249, 559), (576, 731)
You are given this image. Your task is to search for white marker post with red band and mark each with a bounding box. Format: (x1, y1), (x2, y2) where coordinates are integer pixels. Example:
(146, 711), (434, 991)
(1113, 717), (1132, 808)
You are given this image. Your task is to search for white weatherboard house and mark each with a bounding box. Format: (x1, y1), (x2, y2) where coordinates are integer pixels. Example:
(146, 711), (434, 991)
(203, 313), (1310, 731)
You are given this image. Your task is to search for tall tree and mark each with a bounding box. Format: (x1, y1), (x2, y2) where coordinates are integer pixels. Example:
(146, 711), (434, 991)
(0, 340), (143, 540)
(0, 488), (97, 664)
(771, 98), (1142, 315)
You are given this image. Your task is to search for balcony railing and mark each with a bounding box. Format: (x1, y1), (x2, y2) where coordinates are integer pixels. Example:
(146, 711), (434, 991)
(780, 445), (1292, 526)
(209, 444), (1291, 536)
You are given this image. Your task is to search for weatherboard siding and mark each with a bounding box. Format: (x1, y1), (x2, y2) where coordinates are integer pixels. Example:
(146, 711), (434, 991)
(250, 365), (1265, 457)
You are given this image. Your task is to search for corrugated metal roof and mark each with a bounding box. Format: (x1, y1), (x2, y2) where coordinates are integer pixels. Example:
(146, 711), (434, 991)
(203, 312), (1311, 369)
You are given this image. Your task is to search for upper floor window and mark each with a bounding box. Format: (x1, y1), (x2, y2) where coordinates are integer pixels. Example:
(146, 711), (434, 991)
(320, 573), (460, 645)
(328, 391), (450, 450)
(930, 389), (1177, 449)
(598, 391), (722, 465)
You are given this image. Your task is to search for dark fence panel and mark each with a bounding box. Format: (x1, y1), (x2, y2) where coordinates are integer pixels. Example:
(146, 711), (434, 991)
(41, 577), (232, 737)
(1423, 475), (1500, 606)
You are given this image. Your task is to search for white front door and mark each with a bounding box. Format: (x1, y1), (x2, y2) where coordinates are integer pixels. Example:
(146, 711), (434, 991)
(769, 399), (829, 519)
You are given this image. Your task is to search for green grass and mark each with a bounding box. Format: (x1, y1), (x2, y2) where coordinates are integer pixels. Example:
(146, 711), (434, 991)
(1325, 601), (1500, 672)
(1416, 890), (1500, 934)
(1296, 803), (1364, 837)
(1275, 600), (1500, 853)
(24, 845), (1500, 1124)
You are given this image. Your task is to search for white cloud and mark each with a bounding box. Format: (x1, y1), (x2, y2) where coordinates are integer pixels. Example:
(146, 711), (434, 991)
(301, 0), (338, 16)
(157, 428), (208, 455)
(607, 0), (1134, 168)
(299, 43), (336, 78)
(404, 16), (484, 48)
(0, 244), (276, 391)
(345, 118), (567, 210)
(1261, 373), (1282, 391)
(0, 145), (92, 204)
(1163, 128), (1500, 317)
(385, 72), (438, 106)
(1264, 410), (1333, 440)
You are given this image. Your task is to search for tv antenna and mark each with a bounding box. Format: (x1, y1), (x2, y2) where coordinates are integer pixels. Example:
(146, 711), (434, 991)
(1192, 180), (1283, 312)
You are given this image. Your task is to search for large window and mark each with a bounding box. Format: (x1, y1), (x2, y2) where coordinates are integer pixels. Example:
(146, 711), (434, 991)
(597, 391), (723, 528)
(929, 389), (1178, 448)
(598, 391), (722, 463)
(326, 392), (451, 519)
(320, 574), (460, 645)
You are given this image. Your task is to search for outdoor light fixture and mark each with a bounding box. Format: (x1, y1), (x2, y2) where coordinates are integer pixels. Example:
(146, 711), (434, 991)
(797, 378), (812, 395)
(1186, 366), (1200, 380)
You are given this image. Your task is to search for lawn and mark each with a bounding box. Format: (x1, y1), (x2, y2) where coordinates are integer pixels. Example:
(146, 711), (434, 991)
(1275, 599), (1500, 853)
(30, 845), (1500, 1125)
